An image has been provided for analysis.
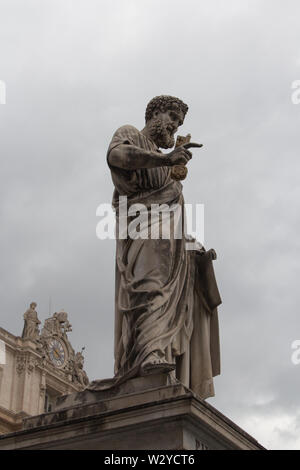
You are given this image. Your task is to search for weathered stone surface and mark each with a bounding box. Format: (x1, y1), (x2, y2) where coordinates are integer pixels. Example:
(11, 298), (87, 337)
(54, 373), (173, 411)
(107, 96), (221, 400)
(0, 374), (265, 450)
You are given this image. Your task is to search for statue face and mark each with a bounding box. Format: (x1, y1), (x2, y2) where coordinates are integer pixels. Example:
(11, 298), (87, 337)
(147, 107), (185, 149)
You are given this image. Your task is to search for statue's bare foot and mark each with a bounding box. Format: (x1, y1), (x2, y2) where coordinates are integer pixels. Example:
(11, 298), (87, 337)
(141, 351), (175, 376)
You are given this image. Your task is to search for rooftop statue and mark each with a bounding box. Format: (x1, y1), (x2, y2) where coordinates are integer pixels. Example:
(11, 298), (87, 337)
(22, 302), (40, 340)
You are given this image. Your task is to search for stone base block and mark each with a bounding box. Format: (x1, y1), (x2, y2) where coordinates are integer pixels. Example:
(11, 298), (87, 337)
(0, 374), (265, 450)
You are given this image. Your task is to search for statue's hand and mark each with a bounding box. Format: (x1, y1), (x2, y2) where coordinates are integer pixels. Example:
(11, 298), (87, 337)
(182, 142), (203, 150)
(165, 142), (203, 166)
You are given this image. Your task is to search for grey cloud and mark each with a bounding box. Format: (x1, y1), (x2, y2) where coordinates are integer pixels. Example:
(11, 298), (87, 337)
(0, 0), (300, 449)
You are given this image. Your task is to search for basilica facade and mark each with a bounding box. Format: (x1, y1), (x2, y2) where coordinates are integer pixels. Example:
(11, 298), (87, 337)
(0, 303), (89, 434)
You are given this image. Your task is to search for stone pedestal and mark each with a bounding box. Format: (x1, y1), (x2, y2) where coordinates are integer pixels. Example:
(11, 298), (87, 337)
(0, 374), (265, 450)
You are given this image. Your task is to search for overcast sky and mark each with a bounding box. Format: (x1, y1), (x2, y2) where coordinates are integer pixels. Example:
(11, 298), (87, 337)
(0, 0), (300, 450)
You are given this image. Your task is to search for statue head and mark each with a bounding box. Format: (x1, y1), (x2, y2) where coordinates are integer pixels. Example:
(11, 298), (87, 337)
(30, 302), (37, 310)
(145, 95), (188, 149)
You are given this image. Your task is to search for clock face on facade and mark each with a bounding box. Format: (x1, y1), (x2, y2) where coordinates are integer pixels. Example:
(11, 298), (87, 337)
(48, 338), (66, 367)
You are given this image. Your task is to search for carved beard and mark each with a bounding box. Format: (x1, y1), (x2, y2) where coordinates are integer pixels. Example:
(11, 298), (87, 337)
(148, 118), (175, 149)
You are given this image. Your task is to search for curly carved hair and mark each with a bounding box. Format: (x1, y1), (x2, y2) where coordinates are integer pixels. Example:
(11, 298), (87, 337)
(145, 95), (188, 123)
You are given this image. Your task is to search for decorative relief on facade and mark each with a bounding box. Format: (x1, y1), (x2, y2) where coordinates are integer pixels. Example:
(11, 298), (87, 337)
(26, 355), (37, 375)
(39, 383), (46, 398)
(16, 354), (26, 375)
(36, 311), (89, 387)
(17, 308), (89, 384)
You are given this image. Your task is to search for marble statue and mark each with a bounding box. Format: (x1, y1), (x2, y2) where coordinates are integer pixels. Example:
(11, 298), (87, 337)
(22, 302), (41, 340)
(91, 95), (222, 399)
(73, 351), (89, 387)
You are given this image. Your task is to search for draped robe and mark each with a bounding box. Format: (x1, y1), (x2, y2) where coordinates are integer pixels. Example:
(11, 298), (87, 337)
(106, 125), (221, 399)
